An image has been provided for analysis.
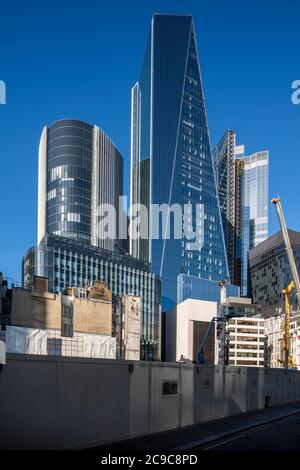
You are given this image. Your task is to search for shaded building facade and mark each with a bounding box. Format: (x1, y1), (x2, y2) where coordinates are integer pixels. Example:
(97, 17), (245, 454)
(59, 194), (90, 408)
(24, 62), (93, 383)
(213, 134), (268, 297)
(213, 130), (236, 283)
(234, 152), (250, 296)
(23, 233), (161, 360)
(249, 229), (300, 317)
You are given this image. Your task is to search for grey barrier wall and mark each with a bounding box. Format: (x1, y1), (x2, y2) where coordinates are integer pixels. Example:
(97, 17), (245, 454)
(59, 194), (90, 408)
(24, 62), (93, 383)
(1, 353), (300, 449)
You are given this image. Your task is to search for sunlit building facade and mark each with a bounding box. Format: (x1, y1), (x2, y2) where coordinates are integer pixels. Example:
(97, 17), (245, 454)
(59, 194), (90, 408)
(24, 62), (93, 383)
(242, 150), (269, 249)
(22, 233), (162, 360)
(234, 144), (268, 296)
(234, 150), (250, 296)
(249, 229), (300, 318)
(130, 14), (229, 310)
(38, 119), (124, 252)
(227, 317), (266, 367)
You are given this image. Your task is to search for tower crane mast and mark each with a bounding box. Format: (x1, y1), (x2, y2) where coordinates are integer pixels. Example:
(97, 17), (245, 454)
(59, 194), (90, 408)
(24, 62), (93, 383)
(272, 197), (300, 369)
(272, 197), (300, 306)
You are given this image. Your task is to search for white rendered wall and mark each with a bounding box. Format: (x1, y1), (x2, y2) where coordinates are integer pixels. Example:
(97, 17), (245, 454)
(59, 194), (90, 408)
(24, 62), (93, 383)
(165, 299), (217, 362)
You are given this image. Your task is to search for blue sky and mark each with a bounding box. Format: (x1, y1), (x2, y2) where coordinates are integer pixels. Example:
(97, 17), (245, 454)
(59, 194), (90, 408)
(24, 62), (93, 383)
(0, 0), (300, 282)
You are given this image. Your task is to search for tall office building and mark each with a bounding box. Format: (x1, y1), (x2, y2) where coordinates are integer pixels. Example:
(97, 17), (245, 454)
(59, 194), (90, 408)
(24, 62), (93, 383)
(213, 130), (236, 283)
(235, 145), (269, 296)
(130, 14), (229, 310)
(38, 119), (124, 252)
(243, 150), (269, 249)
(213, 136), (268, 297)
(249, 229), (300, 318)
(234, 156), (250, 295)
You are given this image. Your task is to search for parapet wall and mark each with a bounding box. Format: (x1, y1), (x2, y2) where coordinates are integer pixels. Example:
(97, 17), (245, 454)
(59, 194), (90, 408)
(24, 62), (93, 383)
(0, 354), (299, 449)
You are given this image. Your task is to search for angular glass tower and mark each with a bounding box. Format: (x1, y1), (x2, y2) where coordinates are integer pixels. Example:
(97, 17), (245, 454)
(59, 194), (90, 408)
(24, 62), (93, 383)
(130, 14), (229, 310)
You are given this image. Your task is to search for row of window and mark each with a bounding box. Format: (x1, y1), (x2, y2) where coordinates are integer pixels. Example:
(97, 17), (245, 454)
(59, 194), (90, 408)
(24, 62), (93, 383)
(50, 164), (91, 182)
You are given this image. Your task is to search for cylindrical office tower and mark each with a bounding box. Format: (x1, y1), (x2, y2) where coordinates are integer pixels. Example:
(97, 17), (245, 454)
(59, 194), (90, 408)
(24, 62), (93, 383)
(38, 119), (123, 251)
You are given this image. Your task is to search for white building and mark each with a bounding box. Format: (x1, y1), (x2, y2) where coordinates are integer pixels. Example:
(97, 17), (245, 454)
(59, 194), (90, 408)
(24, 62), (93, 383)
(165, 299), (217, 363)
(227, 317), (266, 367)
(165, 298), (267, 366)
(265, 312), (300, 369)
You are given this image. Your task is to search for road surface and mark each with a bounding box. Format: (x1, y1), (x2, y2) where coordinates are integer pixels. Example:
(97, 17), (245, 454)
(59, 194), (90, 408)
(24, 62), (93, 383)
(94, 402), (300, 451)
(198, 412), (300, 450)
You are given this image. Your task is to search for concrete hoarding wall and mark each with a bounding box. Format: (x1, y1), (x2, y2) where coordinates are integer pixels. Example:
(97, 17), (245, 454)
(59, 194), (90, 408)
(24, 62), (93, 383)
(1, 354), (300, 449)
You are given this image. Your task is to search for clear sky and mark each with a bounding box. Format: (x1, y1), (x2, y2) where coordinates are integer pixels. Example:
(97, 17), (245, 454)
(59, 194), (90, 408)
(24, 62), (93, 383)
(0, 0), (299, 283)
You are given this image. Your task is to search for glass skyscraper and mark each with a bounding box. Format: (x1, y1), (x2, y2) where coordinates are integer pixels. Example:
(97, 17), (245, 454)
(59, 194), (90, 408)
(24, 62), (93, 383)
(24, 118), (162, 360)
(213, 130), (236, 284)
(234, 144), (269, 296)
(213, 133), (269, 298)
(243, 150), (269, 249)
(234, 155), (250, 296)
(38, 119), (124, 252)
(130, 14), (229, 310)
(177, 273), (240, 305)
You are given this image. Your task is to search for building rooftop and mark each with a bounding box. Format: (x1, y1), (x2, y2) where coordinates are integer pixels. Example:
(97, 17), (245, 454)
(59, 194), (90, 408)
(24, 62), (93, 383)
(25, 233), (156, 275)
(226, 296), (253, 305)
(249, 229), (300, 261)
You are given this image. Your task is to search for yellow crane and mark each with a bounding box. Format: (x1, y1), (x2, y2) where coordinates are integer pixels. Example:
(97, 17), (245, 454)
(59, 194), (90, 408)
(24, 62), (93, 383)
(281, 281), (297, 369)
(272, 197), (300, 370)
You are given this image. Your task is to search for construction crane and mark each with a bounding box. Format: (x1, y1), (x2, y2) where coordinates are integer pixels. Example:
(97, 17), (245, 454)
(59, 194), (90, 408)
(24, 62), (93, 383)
(196, 279), (237, 365)
(196, 317), (217, 364)
(196, 280), (228, 364)
(196, 316), (229, 364)
(272, 197), (300, 369)
(280, 281), (297, 370)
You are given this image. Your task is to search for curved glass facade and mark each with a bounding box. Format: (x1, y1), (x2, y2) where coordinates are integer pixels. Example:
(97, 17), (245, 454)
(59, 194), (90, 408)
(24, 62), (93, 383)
(38, 119), (124, 251)
(47, 119), (93, 243)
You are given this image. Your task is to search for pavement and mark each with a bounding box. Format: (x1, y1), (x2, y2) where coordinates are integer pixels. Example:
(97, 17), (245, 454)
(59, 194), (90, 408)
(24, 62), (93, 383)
(93, 402), (300, 451)
(197, 410), (300, 450)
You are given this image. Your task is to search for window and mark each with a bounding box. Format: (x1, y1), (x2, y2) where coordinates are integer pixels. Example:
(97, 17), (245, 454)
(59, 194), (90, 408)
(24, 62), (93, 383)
(62, 323), (73, 337)
(62, 305), (72, 318)
(48, 189), (56, 200)
(67, 213), (81, 223)
(79, 288), (87, 299)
